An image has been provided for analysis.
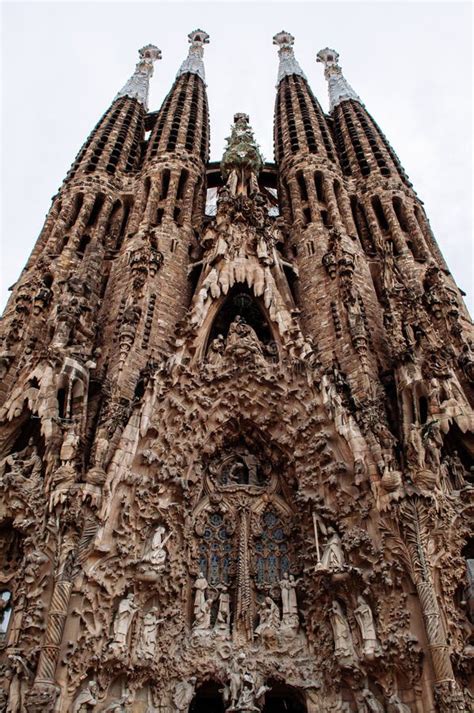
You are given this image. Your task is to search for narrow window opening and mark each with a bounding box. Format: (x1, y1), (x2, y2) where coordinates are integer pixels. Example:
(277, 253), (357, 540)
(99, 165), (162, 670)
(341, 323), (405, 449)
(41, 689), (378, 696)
(176, 169), (189, 201)
(296, 172), (308, 202)
(372, 196), (389, 231)
(160, 170), (170, 200)
(77, 234), (91, 256)
(321, 210), (331, 228)
(314, 172), (325, 203)
(350, 196), (376, 255)
(57, 388), (67, 419)
(393, 197), (409, 232)
(67, 193), (84, 228)
(284, 264), (299, 304)
(419, 396), (428, 425)
(86, 194), (105, 227)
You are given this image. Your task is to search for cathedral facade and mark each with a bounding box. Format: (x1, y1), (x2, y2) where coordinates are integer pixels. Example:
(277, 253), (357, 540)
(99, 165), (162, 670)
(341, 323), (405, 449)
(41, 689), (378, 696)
(0, 29), (473, 713)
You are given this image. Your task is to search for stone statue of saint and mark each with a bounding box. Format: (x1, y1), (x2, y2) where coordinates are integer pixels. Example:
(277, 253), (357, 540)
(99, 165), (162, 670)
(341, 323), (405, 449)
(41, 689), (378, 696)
(215, 584), (230, 633)
(359, 688), (385, 713)
(319, 529), (345, 571)
(329, 601), (356, 661)
(255, 597), (280, 637)
(226, 316), (263, 358)
(207, 334), (225, 365)
(447, 451), (468, 490)
(406, 424), (425, 470)
(354, 596), (379, 659)
(71, 680), (99, 713)
(6, 654), (32, 713)
(142, 526), (172, 569)
(279, 572), (299, 629)
(110, 592), (137, 653)
(228, 653), (246, 708)
(194, 597), (212, 630)
(173, 678), (196, 712)
(0, 438), (42, 485)
(137, 608), (163, 660)
(193, 571), (209, 624)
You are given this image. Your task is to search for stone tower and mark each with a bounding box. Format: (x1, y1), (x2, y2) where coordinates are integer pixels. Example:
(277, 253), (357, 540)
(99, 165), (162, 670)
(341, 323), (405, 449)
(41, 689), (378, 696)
(0, 29), (473, 713)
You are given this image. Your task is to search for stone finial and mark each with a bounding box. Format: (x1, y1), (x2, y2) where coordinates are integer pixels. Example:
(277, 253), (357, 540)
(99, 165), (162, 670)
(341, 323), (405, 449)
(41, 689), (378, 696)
(221, 113), (264, 179)
(115, 44), (162, 110)
(317, 47), (362, 111)
(273, 31), (307, 84)
(177, 29), (210, 83)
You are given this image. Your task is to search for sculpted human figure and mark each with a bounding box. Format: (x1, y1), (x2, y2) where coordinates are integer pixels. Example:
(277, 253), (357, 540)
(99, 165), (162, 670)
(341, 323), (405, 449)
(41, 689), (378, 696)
(71, 680), (99, 713)
(319, 528), (345, 571)
(193, 571), (209, 622)
(256, 596), (280, 635)
(226, 316), (264, 358)
(173, 677), (196, 712)
(207, 334), (225, 365)
(330, 601), (356, 661)
(359, 688), (385, 713)
(235, 671), (259, 712)
(0, 438), (42, 485)
(137, 607), (163, 660)
(228, 653), (246, 707)
(215, 584), (230, 633)
(447, 451), (468, 490)
(231, 447), (259, 485)
(102, 691), (133, 713)
(427, 377), (441, 414)
(194, 597), (212, 630)
(110, 592), (137, 653)
(422, 420), (443, 472)
(142, 525), (172, 569)
(6, 654), (32, 713)
(354, 596), (379, 659)
(406, 424), (425, 470)
(279, 572), (299, 617)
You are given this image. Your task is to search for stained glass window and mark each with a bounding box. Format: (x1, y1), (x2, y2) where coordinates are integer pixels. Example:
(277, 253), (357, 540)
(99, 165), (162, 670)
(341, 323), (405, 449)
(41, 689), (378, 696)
(199, 512), (233, 586)
(254, 509), (290, 585)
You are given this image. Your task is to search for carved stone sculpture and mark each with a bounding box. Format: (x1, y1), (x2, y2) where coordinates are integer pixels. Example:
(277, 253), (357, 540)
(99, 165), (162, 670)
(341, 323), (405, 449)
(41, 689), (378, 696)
(318, 529), (345, 572)
(137, 608), (162, 661)
(173, 678), (196, 712)
(354, 596), (379, 660)
(71, 680), (98, 713)
(109, 592), (137, 654)
(330, 601), (357, 662)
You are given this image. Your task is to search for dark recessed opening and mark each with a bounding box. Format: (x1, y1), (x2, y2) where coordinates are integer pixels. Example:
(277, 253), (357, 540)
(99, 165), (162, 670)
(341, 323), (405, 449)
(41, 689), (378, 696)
(262, 681), (306, 713)
(189, 681), (225, 713)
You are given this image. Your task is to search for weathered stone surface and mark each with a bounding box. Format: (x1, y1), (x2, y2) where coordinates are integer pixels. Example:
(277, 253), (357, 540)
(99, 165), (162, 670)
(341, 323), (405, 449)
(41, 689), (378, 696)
(0, 31), (472, 713)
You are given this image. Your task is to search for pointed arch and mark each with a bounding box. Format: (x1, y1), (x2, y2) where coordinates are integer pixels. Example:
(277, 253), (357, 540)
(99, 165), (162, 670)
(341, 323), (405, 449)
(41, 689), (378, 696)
(200, 285), (280, 361)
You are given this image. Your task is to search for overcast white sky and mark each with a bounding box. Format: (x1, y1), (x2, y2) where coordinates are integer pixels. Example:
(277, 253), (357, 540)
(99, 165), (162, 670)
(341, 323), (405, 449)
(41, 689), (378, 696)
(1, 1), (472, 313)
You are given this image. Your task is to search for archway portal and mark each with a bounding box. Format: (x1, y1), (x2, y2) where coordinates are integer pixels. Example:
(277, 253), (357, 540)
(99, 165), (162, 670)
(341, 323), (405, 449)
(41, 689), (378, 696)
(207, 287), (274, 348)
(262, 681), (307, 713)
(189, 681), (225, 713)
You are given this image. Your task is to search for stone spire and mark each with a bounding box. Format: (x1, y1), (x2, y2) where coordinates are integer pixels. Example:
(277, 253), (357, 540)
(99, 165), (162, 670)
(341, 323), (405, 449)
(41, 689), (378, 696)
(115, 44), (162, 110)
(177, 29), (210, 83)
(273, 31), (307, 84)
(221, 113), (264, 178)
(316, 48), (362, 111)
